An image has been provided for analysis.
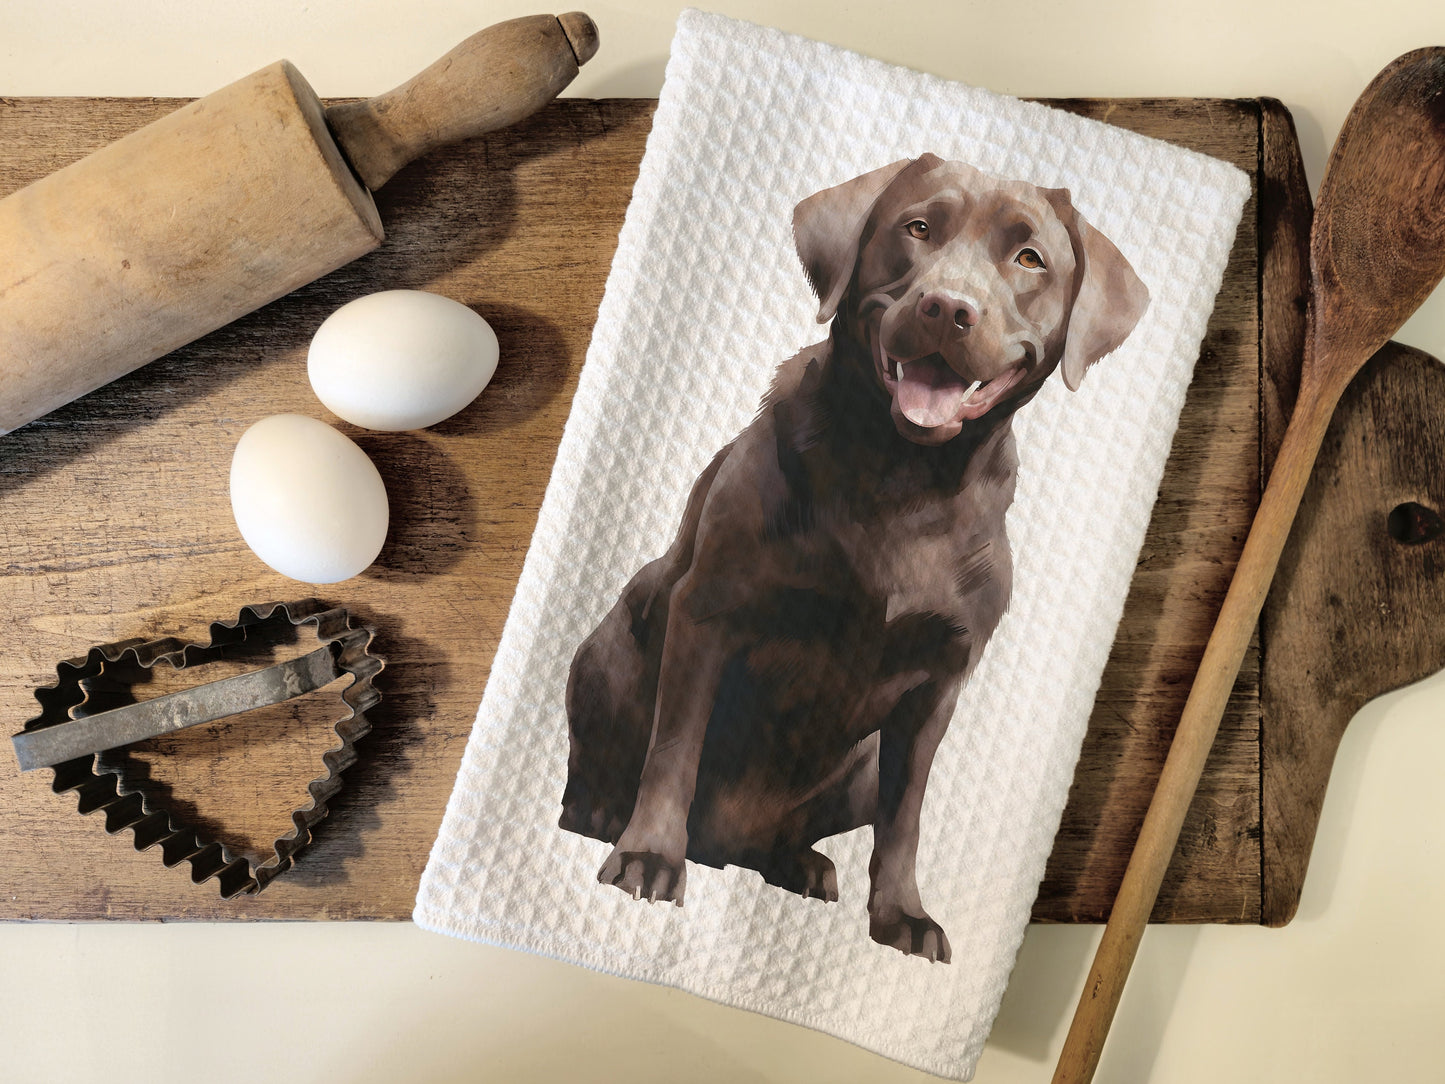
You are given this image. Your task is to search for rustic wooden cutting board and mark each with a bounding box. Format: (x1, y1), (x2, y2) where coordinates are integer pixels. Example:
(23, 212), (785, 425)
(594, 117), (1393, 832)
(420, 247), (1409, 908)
(0, 94), (1404, 924)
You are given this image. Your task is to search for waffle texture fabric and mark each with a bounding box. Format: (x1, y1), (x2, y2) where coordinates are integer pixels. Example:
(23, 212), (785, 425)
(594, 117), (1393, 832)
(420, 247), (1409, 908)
(416, 10), (1249, 1078)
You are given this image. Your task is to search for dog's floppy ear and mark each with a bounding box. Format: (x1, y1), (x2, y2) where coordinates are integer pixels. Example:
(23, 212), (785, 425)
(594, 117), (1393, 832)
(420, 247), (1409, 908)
(1045, 190), (1151, 391)
(793, 156), (935, 323)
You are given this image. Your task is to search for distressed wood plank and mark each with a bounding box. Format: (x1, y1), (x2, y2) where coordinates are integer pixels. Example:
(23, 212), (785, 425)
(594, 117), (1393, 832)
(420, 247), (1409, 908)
(1034, 97), (1266, 922)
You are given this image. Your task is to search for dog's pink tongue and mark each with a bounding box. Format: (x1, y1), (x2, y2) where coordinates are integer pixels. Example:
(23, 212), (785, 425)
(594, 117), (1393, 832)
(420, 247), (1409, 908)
(897, 357), (970, 428)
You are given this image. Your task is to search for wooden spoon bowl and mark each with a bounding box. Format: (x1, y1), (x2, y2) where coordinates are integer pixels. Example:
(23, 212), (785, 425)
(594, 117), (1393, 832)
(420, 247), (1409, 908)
(1308, 46), (1445, 395)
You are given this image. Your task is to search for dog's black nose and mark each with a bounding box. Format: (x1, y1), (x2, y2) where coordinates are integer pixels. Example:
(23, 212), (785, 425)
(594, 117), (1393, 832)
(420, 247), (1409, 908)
(918, 291), (979, 329)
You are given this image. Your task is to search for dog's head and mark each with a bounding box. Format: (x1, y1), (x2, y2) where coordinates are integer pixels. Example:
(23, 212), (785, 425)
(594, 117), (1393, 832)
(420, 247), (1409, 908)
(794, 154), (1150, 445)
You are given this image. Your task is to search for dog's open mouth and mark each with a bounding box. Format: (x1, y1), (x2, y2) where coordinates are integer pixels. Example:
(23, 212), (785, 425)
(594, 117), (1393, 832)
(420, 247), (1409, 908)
(879, 348), (1028, 428)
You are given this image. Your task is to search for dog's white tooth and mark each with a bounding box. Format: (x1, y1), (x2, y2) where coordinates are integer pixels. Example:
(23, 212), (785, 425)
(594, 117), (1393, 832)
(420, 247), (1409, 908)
(957, 379), (984, 405)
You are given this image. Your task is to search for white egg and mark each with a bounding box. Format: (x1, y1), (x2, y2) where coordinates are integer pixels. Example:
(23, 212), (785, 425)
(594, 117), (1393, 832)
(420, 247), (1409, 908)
(307, 289), (499, 431)
(230, 414), (389, 584)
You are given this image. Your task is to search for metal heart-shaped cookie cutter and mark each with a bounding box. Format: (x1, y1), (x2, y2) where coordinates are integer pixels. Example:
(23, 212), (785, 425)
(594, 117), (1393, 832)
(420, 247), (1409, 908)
(10, 600), (383, 898)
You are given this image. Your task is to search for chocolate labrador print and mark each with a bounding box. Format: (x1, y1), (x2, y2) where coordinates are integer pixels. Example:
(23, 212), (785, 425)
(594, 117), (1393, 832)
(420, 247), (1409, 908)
(560, 153), (1149, 962)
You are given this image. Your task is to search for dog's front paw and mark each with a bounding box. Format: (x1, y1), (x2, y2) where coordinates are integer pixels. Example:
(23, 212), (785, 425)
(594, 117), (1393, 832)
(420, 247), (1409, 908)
(869, 908), (952, 963)
(598, 846), (687, 905)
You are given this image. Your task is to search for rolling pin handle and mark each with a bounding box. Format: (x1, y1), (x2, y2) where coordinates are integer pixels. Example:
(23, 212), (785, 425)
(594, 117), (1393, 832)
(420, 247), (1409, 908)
(326, 12), (599, 192)
(559, 11), (600, 66)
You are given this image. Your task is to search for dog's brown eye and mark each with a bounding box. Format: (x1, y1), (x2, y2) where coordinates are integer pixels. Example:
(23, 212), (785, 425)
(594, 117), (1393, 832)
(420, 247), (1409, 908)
(906, 220), (930, 240)
(1015, 248), (1045, 270)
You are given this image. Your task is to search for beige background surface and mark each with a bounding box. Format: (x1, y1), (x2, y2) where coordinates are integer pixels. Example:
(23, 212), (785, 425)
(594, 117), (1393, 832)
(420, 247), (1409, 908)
(2, 1), (1443, 1081)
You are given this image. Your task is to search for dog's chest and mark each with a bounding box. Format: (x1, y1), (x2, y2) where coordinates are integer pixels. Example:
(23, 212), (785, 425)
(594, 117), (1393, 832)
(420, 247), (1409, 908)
(755, 388), (1017, 651)
(836, 494), (1001, 624)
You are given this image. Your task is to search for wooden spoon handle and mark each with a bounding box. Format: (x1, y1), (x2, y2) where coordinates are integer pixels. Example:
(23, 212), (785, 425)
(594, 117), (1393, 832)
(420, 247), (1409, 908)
(1051, 380), (1340, 1084)
(326, 12), (599, 191)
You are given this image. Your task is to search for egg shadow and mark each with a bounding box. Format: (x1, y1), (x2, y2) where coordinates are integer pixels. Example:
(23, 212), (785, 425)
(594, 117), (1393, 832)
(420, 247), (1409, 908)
(430, 303), (575, 438)
(353, 431), (477, 579)
(336, 302), (573, 581)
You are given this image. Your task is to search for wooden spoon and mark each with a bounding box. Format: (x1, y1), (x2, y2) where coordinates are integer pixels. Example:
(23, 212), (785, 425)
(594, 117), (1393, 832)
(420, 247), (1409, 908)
(1052, 46), (1445, 1084)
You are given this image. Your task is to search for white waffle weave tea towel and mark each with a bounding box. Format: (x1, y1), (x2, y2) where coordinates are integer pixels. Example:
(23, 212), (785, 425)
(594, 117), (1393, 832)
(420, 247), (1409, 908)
(416, 10), (1249, 1078)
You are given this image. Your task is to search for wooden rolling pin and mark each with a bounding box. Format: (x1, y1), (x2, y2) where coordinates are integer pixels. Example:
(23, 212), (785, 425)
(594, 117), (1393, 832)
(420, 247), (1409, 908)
(0, 12), (598, 435)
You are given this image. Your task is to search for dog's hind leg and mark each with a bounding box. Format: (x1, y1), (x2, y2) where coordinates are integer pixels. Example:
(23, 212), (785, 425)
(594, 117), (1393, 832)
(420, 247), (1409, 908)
(755, 735), (880, 903)
(562, 447), (734, 846)
(797, 733), (880, 838)
(560, 576), (667, 843)
(759, 848), (840, 902)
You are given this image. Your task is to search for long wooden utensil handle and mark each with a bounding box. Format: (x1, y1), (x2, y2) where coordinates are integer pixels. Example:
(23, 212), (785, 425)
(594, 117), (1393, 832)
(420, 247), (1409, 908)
(1051, 376), (1341, 1083)
(1054, 44), (1445, 1081)
(326, 12), (599, 191)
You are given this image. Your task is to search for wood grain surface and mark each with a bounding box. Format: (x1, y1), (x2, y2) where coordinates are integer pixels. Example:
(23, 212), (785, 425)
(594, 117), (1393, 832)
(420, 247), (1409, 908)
(1261, 341), (1445, 925)
(0, 95), (1307, 922)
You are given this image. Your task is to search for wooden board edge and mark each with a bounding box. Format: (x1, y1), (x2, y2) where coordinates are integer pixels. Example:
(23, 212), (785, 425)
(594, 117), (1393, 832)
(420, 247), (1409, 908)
(1031, 96), (1274, 926)
(1256, 96), (1315, 927)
